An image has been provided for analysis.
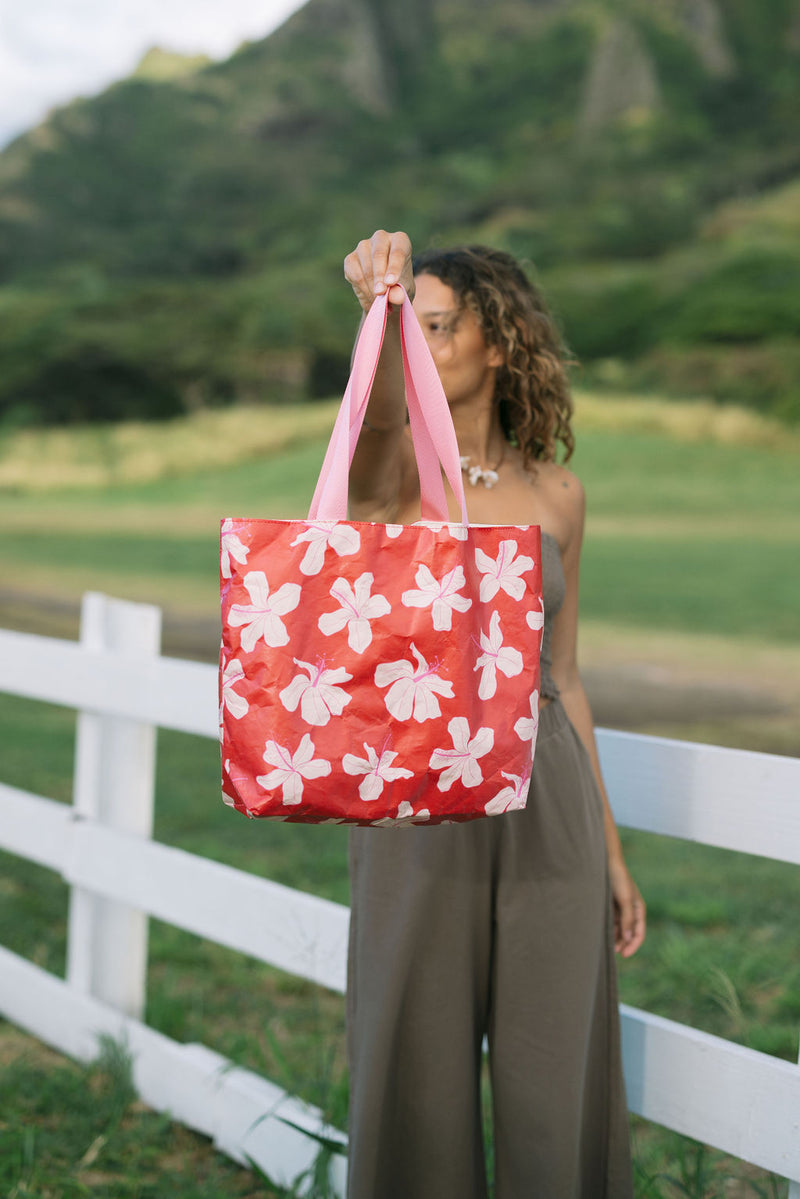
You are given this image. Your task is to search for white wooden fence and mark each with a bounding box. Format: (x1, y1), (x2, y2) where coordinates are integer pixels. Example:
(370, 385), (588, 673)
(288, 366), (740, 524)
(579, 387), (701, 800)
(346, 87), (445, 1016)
(1, 591), (799, 1193)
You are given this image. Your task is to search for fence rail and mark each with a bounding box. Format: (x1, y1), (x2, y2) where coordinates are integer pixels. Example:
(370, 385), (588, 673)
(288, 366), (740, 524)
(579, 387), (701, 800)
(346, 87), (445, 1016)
(1, 592), (799, 1192)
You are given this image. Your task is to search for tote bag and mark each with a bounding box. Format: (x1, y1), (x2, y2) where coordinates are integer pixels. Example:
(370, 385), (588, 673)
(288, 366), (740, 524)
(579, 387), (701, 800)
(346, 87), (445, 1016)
(220, 289), (543, 826)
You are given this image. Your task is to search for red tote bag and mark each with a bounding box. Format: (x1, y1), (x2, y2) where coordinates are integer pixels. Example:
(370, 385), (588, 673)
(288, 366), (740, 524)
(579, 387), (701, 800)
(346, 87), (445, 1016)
(220, 289), (543, 826)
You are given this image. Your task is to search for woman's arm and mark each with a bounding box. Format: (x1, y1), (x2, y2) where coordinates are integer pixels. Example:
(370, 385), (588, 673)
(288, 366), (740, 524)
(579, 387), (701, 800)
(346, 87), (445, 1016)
(343, 230), (417, 520)
(548, 470), (647, 958)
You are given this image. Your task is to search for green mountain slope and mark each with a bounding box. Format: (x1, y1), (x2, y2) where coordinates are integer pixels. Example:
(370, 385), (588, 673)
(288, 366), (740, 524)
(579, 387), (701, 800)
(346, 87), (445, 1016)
(1, 0), (799, 425)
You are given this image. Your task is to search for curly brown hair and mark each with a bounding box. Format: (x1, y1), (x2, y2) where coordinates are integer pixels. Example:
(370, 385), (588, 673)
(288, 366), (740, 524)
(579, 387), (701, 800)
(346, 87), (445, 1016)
(412, 246), (575, 468)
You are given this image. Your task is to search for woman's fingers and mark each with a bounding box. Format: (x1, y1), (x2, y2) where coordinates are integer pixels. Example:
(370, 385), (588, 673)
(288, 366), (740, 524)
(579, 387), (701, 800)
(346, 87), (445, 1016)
(343, 240), (374, 310)
(368, 229), (392, 293)
(609, 860), (646, 958)
(381, 231), (414, 305)
(629, 895), (647, 956)
(344, 230), (413, 311)
(619, 888), (646, 958)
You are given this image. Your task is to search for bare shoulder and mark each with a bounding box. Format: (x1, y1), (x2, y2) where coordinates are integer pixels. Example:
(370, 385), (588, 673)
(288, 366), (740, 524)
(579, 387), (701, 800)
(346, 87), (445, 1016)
(535, 460), (586, 528)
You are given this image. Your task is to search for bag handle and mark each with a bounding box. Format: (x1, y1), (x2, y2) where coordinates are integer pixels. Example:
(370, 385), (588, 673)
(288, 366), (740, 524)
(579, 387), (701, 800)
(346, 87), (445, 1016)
(308, 289), (469, 524)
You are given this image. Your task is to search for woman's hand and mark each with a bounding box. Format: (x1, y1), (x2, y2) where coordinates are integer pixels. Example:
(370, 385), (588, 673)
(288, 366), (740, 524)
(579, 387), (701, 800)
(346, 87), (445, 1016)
(344, 230), (415, 313)
(608, 856), (646, 958)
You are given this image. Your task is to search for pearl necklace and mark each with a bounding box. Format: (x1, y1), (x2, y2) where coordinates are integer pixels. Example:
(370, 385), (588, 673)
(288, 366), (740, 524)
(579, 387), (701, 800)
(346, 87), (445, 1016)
(460, 452), (503, 489)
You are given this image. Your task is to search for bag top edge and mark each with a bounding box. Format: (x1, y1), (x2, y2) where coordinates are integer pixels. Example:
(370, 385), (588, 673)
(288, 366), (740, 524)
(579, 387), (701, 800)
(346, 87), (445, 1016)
(221, 517), (540, 532)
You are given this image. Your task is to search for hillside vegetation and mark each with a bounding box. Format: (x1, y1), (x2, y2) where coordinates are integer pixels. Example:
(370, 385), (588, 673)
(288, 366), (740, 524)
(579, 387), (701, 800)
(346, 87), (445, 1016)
(1, 0), (799, 426)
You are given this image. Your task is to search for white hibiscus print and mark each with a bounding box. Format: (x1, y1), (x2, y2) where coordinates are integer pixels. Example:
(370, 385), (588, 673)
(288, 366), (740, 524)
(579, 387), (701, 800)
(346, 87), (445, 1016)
(290, 521), (360, 576)
(375, 642), (454, 722)
(401, 564), (472, 630)
(429, 717), (494, 792)
(484, 769), (530, 816)
(228, 571), (301, 651)
(220, 519), (249, 579)
(416, 521), (469, 541)
(220, 658), (249, 719)
(222, 758), (239, 807)
(514, 690), (540, 743)
(397, 801), (430, 821)
(256, 734), (331, 805)
(475, 540), (534, 602)
(343, 742), (414, 801)
(279, 658), (353, 726)
(474, 611), (524, 699)
(527, 599), (545, 636)
(223, 759), (253, 811)
(318, 572), (391, 653)
(371, 801), (431, 827)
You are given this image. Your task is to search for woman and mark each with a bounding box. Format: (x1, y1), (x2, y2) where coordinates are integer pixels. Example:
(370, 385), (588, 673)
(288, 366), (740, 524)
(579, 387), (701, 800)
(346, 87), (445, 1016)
(343, 230), (646, 1199)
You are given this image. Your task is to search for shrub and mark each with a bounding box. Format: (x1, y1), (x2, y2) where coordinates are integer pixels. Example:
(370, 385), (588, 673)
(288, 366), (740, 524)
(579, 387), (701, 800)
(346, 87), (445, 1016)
(662, 247), (800, 344)
(6, 344), (184, 425)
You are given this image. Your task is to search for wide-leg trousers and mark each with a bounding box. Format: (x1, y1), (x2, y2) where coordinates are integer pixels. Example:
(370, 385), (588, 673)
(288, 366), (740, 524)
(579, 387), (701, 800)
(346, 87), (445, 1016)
(346, 698), (633, 1199)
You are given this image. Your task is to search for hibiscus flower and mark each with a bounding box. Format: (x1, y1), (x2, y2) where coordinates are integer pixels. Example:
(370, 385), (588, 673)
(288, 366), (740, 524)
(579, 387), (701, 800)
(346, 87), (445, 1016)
(527, 599), (545, 637)
(374, 643), (454, 723)
(279, 658), (353, 726)
(228, 571), (301, 651)
(371, 801), (431, 827)
(514, 690), (540, 743)
(475, 540), (534, 602)
(416, 521), (469, 541)
(484, 769), (530, 816)
(401, 563), (472, 631)
(290, 521), (360, 576)
(474, 611), (524, 699)
(220, 519), (249, 579)
(222, 758), (249, 808)
(342, 742), (414, 801)
(429, 717), (494, 792)
(256, 734), (331, 806)
(220, 658), (249, 719)
(318, 572), (391, 653)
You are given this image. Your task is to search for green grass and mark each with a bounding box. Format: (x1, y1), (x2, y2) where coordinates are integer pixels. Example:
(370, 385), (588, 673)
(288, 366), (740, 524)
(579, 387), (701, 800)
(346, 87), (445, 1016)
(580, 537), (798, 640)
(0, 436), (330, 513)
(618, 828), (800, 1060)
(0, 1031), (278, 1197)
(571, 430), (800, 520)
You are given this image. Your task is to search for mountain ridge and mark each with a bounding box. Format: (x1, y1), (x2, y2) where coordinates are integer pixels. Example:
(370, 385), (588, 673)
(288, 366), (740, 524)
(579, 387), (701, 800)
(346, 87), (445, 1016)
(0, 0), (798, 425)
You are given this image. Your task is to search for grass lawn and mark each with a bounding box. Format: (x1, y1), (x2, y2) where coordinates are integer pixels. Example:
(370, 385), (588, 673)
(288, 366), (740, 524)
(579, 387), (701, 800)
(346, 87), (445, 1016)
(0, 1030), (278, 1199)
(1, 401), (798, 1196)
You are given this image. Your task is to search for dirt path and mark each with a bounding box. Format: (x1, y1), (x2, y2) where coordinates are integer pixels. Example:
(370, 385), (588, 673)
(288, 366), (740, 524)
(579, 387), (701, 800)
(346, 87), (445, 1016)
(2, 588), (798, 756)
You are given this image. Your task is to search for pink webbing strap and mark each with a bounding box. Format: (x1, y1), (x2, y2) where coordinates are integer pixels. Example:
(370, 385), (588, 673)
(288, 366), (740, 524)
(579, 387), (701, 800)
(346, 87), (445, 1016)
(307, 295), (388, 522)
(308, 289), (468, 523)
(398, 294), (468, 523)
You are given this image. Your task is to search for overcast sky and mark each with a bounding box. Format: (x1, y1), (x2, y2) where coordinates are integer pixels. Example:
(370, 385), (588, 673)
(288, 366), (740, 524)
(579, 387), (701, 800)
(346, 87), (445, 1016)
(0, 0), (307, 149)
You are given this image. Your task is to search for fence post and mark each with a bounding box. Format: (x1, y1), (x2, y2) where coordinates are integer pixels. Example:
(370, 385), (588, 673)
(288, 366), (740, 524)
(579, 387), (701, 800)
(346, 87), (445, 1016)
(66, 592), (162, 1019)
